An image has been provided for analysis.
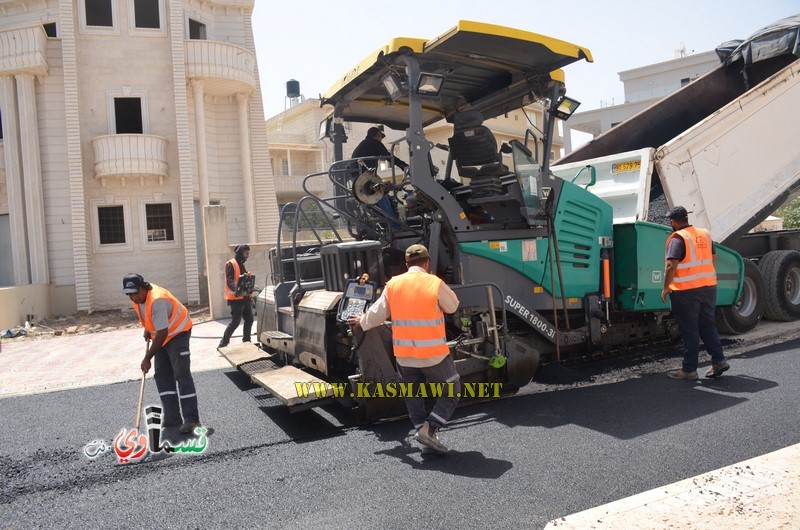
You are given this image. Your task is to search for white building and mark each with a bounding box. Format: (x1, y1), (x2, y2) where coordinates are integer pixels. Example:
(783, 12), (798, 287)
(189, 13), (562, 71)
(564, 50), (719, 152)
(0, 0), (279, 326)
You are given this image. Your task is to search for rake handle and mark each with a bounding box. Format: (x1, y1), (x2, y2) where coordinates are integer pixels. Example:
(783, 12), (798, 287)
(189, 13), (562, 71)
(134, 338), (149, 429)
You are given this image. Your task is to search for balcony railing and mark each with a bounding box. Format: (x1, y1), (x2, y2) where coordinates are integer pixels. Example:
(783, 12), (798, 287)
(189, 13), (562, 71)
(185, 40), (256, 95)
(0, 25), (48, 77)
(273, 173), (330, 198)
(91, 134), (169, 186)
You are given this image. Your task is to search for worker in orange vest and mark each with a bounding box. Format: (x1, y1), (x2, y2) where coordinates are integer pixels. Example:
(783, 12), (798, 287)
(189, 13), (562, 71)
(349, 244), (460, 454)
(123, 273), (200, 434)
(218, 244), (254, 349)
(661, 206), (730, 380)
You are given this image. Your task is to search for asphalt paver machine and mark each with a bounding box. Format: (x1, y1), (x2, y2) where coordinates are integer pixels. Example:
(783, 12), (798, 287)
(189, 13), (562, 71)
(231, 21), (744, 421)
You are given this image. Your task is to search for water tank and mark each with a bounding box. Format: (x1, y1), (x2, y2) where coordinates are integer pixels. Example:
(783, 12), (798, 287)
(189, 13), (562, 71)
(286, 79), (300, 98)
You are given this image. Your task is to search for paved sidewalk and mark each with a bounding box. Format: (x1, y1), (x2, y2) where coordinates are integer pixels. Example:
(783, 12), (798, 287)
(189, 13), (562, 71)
(0, 319), (234, 398)
(544, 443), (800, 529)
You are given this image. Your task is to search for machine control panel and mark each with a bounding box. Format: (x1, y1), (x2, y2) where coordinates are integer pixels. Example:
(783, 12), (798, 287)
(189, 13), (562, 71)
(337, 275), (377, 322)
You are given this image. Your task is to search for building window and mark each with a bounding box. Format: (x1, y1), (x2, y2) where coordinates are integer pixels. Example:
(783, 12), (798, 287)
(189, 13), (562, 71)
(43, 23), (57, 37)
(98, 205), (126, 245)
(114, 98), (143, 134)
(188, 18), (207, 40)
(133, 0), (160, 28)
(139, 197), (180, 249)
(79, 0), (118, 34)
(144, 203), (174, 242)
(282, 159), (289, 176)
(85, 0), (113, 27)
(92, 199), (132, 252)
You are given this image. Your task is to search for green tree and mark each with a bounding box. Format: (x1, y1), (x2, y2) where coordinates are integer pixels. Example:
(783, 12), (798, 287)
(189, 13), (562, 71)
(775, 195), (800, 228)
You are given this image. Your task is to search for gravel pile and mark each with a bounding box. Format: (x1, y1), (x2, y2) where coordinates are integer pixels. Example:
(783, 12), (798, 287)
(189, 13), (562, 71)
(647, 174), (671, 226)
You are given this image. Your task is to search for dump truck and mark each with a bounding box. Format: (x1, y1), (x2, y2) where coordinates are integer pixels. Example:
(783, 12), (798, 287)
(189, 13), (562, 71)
(553, 15), (800, 336)
(220, 21), (744, 422)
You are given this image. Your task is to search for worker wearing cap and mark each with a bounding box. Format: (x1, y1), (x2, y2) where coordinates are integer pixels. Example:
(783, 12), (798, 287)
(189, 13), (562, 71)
(352, 127), (408, 228)
(123, 273), (201, 434)
(349, 244), (460, 454)
(352, 126), (409, 171)
(219, 244), (254, 349)
(661, 206), (730, 380)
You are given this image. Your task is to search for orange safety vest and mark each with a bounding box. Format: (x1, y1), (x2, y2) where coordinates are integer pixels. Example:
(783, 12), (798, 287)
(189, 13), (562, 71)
(666, 226), (717, 291)
(384, 271), (449, 358)
(224, 259), (244, 301)
(131, 284), (192, 345)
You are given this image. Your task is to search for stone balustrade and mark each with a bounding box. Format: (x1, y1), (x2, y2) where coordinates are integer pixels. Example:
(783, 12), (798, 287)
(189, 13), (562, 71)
(185, 40), (256, 95)
(91, 134), (169, 186)
(0, 25), (48, 77)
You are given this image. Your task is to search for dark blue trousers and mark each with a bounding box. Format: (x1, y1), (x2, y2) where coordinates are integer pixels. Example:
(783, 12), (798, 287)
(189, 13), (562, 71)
(669, 286), (725, 373)
(397, 355), (461, 430)
(152, 331), (199, 426)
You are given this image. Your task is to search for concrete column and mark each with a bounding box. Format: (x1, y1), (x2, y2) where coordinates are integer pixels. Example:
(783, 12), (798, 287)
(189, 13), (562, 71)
(0, 76), (30, 285)
(15, 73), (48, 284)
(203, 204), (229, 319)
(563, 123), (574, 155)
(190, 79), (210, 207)
(237, 91), (256, 242)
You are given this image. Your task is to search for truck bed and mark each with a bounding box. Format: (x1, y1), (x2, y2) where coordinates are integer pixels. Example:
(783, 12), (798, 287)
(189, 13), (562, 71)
(554, 56), (800, 244)
(558, 54), (796, 166)
(655, 59), (800, 244)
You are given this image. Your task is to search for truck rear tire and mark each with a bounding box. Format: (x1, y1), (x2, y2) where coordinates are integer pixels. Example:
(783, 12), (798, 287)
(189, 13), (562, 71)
(716, 259), (764, 334)
(759, 250), (800, 321)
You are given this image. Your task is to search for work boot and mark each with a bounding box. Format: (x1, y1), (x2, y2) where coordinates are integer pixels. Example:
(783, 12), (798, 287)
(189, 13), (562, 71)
(180, 421), (201, 434)
(704, 360), (730, 378)
(667, 369), (699, 380)
(413, 421), (448, 453)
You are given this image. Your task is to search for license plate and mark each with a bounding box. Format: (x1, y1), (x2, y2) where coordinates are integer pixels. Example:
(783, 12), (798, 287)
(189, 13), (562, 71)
(612, 160), (641, 173)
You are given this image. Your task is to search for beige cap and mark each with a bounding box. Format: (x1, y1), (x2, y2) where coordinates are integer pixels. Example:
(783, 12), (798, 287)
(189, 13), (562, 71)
(405, 244), (430, 261)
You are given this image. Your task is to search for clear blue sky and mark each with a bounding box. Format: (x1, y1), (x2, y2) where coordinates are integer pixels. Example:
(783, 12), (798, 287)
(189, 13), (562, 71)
(253, 0), (797, 120)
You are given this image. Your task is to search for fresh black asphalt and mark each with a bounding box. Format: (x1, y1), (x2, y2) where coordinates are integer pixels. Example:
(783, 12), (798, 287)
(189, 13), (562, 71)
(1, 339), (798, 528)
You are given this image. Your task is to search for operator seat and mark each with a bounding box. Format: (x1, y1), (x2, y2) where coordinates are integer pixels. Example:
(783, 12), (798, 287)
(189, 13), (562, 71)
(447, 110), (508, 178)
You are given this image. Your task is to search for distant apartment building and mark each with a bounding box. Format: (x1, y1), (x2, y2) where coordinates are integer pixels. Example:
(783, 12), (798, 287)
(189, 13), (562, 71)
(0, 0), (279, 325)
(564, 50), (719, 152)
(266, 98), (330, 205)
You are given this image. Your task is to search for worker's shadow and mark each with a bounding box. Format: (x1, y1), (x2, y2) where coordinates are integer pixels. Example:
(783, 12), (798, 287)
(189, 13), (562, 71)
(372, 423), (512, 478)
(375, 442), (513, 478)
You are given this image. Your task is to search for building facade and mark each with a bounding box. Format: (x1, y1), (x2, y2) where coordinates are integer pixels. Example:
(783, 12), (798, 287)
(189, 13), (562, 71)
(0, 0), (279, 325)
